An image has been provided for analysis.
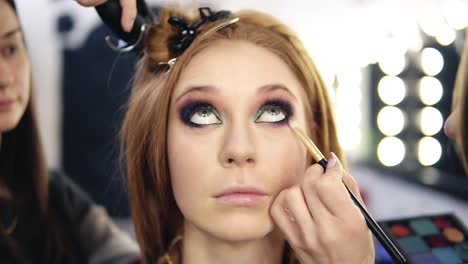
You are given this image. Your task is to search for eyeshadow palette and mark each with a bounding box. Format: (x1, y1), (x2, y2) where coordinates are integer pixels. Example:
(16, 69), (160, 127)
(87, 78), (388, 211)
(377, 213), (468, 264)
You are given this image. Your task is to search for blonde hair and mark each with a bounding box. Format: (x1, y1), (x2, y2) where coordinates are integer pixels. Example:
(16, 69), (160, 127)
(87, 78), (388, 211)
(452, 32), (468, 172)
(121, 7), (345, 262)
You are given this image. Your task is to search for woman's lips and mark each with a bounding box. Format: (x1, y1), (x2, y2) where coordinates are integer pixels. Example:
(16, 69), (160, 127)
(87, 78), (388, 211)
(0, 99), (15, 112)
(214, 186), (268, 206)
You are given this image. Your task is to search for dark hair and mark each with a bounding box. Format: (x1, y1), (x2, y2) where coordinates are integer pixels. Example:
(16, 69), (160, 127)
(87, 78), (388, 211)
(0, 1), (76, 262)
(6, 0), (15, 10)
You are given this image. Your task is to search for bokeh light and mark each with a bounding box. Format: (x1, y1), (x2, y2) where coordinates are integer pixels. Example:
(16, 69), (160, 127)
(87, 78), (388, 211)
(418, 137), (442, 166)
(419, 107), (443, 136)
(378, 76), (406, 105)
(378, 51), (406, 75)
(419, 77), (443, 105)
(377, 137), (406, 167)
(377, 106), (405, 136)
(420, 48), (444, 76)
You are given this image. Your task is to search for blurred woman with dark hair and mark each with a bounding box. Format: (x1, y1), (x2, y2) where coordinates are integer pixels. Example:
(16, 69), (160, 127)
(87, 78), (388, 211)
(0, 0), (140, 263)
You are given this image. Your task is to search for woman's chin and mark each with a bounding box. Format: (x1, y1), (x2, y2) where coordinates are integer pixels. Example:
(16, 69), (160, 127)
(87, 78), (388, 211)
(207, 214), (275, 242)
(0, 116), (22, 133)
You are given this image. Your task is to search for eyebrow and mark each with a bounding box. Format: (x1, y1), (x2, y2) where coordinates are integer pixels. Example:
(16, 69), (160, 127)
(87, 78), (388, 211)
(174, 83), (298, 103)
(257, 84), (298, 101)
(0, 28), (21, 40)
(174, 85), (219, 103)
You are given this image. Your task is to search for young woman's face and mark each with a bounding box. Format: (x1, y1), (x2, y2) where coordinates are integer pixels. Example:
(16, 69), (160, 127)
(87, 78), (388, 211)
(167, 40), (310, 241)
(0, 1), (31, 132)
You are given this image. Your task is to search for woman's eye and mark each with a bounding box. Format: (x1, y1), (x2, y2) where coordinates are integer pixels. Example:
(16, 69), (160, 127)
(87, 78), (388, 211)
(190, 106), (222, 125)
(2, 44), (17, 58)
(256, 104), (287, 123)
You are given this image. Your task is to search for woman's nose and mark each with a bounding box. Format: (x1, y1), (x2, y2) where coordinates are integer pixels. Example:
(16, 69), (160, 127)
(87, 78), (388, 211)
(0, 59), (14, 89)
(444, 110), (459, 140)
(219, 123), (257, 168)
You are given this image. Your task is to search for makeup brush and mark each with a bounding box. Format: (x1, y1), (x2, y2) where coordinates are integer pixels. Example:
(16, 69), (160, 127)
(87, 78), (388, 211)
(288, 120), (407, 264)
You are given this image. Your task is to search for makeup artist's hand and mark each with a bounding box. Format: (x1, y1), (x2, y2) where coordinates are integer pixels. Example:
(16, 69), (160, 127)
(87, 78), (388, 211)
(75, 0), (136, 32)
(270, 153), (375, 264)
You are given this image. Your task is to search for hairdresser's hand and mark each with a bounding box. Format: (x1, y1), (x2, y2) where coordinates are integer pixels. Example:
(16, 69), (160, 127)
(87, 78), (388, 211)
(75, 0), (136, 32)
(270, 153), (375, 264)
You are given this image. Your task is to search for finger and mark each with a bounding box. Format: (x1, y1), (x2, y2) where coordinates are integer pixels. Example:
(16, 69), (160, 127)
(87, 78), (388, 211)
(281, 186), (318, 249)
(120, 0), (137, 32)
(270, 189), (301, 246)
(342, 172), (359, 197)
(342, 172), (366, 206)
(76, 0), (107, 7)
(300, 164), (334, 225)
(316, 153), (357, 218)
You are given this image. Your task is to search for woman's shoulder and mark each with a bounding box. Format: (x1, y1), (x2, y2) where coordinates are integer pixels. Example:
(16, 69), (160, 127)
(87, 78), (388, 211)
(48, 170), (93, 223)
(48, 170), (141, 263)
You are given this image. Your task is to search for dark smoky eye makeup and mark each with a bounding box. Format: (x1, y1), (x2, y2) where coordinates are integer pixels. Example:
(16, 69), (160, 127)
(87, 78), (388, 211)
(177, 97), (295, 128)
(178, 100), (222, 128)
(254, 99), (294, 124)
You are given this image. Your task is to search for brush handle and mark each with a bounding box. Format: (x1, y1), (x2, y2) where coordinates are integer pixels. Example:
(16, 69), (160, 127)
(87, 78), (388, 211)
(318, 159), (407, 264)
(343, 184), (407, 264)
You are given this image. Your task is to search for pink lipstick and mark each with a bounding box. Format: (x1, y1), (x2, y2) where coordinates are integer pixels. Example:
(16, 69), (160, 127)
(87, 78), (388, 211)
(214, 186), (267, 206)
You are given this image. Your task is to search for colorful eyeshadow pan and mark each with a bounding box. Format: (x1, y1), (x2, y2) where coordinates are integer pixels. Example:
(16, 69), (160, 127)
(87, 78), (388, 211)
(455, 242), (468, 261)
(410, 252), (441, 264)
(435, 218), (452, 229)
(377, 214), (468, 264)
(444, 227), (465, 243)
(432, 247), (462, 264)
(391, 224), (411, 237)
(410, 219), (439, 236)
(397, 236), (429, 254)
(425, 235), (450, 248)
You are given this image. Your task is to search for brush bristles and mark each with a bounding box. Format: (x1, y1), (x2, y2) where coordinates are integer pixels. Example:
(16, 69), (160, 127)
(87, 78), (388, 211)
(288, 121), (326, 162)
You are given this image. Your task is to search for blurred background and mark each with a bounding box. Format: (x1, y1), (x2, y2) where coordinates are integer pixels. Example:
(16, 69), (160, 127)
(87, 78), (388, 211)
(14, 0), (468, 222)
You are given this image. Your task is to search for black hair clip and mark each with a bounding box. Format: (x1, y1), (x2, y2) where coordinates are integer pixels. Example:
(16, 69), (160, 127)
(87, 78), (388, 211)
(168, 7), (232, 53)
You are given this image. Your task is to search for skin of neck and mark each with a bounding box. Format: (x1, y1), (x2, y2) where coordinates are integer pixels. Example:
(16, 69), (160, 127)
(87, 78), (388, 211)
(182, 220), (286, 264)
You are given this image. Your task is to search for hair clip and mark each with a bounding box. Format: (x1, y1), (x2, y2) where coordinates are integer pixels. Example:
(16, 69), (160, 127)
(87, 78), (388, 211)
(159, 17), (239, 72)
(158, 9), (239, 72)
(158, 57), (178, 72)
(168, 7), (233, 54)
